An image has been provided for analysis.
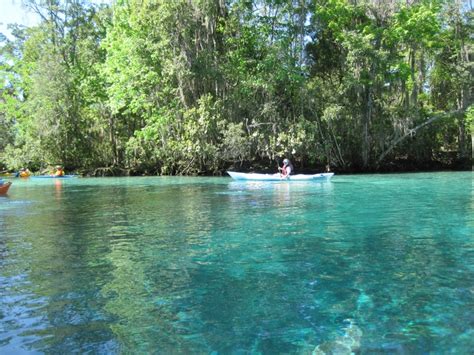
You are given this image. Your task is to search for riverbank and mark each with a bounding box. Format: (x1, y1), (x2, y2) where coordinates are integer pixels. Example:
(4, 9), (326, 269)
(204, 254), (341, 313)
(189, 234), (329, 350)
(2, 154), (471, 178)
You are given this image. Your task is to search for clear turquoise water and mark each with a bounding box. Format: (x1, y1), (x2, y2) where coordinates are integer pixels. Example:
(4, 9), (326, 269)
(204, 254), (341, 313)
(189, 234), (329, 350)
(0, 172), (473, 354)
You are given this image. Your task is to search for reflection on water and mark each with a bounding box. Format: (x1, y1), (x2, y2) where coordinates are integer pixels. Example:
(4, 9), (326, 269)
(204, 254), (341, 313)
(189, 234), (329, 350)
(54, 179), (63, 201)
(0, 173), (473, 353)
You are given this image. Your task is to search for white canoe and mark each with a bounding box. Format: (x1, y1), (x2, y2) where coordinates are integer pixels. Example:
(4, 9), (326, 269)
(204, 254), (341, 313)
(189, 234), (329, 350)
(227, 171), (334, 181)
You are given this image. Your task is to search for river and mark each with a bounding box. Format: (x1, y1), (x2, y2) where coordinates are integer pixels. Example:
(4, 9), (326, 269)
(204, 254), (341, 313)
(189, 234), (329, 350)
(1, 172), (473, 353)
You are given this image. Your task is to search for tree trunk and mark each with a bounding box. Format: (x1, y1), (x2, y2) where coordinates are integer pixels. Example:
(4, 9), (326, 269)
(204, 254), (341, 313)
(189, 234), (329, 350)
(362, 91), (371, 167)
(410, 47), (417, 106)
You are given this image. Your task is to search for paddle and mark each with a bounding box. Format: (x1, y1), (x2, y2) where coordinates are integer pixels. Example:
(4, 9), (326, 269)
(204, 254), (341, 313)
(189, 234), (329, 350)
(276, 158), (284, 176)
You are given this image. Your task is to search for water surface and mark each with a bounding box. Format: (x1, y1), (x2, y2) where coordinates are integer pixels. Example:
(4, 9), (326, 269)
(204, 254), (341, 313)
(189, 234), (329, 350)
(1, 172), (473, 353)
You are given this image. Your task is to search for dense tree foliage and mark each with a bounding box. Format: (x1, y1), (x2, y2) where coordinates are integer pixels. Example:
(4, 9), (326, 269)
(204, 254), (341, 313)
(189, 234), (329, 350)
(0, 0), (472, 175)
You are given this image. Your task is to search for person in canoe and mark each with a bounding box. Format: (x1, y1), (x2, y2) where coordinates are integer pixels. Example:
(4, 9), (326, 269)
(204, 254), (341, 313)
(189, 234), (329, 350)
(16, 168), (31, 178)
(0, 177), (12, 194)
(278, 158), (294, 178)
(53, 165), (65, 177)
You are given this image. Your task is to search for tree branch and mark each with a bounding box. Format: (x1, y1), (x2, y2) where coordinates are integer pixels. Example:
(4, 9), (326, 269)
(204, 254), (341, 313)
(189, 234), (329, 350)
(376, 110), (462, 166)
